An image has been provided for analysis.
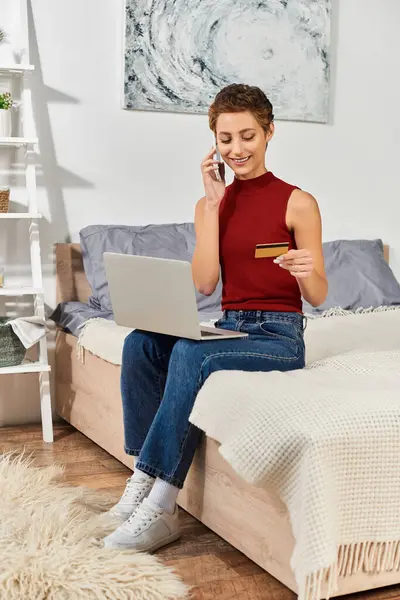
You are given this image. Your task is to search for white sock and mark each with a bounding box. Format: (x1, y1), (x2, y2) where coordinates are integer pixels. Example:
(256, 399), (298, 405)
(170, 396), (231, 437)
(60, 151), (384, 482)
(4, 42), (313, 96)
(148, 478), (180, 515)
(131, 467), (154, 486)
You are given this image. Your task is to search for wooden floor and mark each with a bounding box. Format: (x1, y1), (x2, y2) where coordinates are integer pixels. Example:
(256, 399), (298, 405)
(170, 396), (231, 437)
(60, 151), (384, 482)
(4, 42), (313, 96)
(1, 423), (400, 600)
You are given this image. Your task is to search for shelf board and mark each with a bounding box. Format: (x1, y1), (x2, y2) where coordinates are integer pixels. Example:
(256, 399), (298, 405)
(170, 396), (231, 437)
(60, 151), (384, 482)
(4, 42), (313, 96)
(0, 137), (38, 147)
(0, 213), (41, 219)
(0, 362), (50, 375)
(0, 65), (35, 75)
(0, 287), (44, 296)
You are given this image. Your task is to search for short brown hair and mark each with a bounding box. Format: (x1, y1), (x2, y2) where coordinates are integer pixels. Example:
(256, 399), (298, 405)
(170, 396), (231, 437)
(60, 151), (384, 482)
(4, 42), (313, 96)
(208, 84), (274, 133)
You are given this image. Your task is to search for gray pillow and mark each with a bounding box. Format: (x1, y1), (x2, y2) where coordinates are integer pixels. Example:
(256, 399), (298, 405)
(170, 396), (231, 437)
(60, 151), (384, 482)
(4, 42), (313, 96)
(49, 302), (113, 336)
(303, 239), (400, 314)
(79, 223), (222, 314)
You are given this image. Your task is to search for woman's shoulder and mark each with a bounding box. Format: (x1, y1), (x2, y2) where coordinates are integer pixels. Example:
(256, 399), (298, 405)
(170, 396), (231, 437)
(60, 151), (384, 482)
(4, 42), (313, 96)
(270, 173), (300, 193)
(287, 188), (319, 218)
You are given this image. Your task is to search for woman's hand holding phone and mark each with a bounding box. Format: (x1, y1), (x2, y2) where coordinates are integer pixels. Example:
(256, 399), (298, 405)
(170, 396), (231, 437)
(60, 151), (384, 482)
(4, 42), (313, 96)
(201, 146), (226, 211)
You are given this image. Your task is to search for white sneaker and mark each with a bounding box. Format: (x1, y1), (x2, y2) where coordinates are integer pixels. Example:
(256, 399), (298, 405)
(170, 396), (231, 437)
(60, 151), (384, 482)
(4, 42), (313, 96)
(106, 476), (153, 522)
(103, 498), (181, 552)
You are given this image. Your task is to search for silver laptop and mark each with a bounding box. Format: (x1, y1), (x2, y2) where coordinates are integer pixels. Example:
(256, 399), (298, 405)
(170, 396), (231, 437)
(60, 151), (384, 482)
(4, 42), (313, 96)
(103, 253), (248, 341)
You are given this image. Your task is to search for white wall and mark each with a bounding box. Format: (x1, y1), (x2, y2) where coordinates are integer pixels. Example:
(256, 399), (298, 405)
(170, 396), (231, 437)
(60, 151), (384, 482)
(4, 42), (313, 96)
(0, 0), (399, 424)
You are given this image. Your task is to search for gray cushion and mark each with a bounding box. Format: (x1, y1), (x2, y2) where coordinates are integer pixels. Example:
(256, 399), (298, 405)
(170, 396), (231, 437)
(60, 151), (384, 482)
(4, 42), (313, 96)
(303, 239), (400, 314)
(79, 223), (222, 314)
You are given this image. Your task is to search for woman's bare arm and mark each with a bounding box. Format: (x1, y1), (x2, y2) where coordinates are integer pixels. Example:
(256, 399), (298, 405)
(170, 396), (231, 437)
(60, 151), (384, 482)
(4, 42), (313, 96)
(192, 197), (220, 296)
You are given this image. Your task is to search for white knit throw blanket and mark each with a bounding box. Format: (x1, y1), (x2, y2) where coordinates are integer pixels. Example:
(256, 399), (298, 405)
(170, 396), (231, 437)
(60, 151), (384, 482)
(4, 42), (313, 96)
(189, 308), (400, 600)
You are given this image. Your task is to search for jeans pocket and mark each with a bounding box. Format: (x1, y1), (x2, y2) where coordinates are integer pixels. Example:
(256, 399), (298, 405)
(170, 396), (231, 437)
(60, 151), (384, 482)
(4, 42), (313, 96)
(258, 321), (302, 358)
(215, 317), (237, 332)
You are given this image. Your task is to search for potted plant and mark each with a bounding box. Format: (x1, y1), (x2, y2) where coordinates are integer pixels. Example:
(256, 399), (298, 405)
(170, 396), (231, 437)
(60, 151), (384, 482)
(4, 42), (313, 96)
(0, 92), (13, 137)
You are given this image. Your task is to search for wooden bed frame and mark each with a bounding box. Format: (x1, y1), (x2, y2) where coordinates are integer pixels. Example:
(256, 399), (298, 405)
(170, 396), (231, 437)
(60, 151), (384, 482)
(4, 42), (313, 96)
(55, 243), (398, 599)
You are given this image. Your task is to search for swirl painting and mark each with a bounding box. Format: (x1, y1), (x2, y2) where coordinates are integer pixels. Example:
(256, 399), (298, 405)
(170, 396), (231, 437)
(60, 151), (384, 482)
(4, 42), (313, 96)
(123, 0), (331, 123)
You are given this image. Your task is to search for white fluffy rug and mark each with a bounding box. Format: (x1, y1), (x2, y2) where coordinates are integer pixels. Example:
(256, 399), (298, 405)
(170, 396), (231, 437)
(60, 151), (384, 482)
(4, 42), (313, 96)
(0, 453), (188, 600)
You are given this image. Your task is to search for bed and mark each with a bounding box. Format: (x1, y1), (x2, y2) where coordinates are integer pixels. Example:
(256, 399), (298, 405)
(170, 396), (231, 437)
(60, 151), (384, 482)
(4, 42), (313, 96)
(54, 242), (400, 600)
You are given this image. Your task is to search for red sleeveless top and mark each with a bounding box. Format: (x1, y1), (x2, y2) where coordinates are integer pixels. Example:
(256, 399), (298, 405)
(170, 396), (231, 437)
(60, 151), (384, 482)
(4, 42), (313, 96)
(219, 171), (302, 313)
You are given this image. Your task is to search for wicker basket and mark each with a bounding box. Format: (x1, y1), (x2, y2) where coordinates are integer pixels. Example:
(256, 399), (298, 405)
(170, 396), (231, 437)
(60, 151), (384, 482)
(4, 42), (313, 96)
(0, 187), (10, 213)
(0, 317), (26, 367)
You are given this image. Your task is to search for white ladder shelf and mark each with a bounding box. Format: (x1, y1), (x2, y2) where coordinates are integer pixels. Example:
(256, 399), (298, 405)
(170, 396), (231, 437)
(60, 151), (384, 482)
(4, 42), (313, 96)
(0, 1), (53, 442)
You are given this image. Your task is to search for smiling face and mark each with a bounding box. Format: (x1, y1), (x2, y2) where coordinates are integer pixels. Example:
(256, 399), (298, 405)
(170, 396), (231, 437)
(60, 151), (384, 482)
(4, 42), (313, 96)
(215, 111), (274, 180)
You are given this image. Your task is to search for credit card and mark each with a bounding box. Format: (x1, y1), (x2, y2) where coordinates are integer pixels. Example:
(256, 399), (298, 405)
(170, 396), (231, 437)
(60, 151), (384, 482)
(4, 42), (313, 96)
(255, 242), (289, 259)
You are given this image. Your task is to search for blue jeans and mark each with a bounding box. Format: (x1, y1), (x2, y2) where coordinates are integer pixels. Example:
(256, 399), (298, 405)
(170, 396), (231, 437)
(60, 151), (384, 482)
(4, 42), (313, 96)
(121, 310), (306, 489)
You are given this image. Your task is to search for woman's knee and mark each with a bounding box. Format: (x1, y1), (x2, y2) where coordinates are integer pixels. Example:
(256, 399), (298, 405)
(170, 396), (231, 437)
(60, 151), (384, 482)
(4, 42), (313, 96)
(169, 338), (201, 367)
(122, 329), (157, 363)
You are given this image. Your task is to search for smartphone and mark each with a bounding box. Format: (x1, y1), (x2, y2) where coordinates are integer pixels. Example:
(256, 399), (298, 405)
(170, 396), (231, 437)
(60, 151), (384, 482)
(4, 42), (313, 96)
(214, 143), (225, 182)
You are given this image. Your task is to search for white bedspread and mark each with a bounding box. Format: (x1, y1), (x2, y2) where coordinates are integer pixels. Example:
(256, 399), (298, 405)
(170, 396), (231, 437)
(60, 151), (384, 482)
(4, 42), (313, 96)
(77, 306), (400, 367)
(77, 318), (132, 364)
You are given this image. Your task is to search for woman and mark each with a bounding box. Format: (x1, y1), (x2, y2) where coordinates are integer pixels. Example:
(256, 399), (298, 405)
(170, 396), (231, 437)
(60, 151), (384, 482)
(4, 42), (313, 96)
(104, 84), (327, 552)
